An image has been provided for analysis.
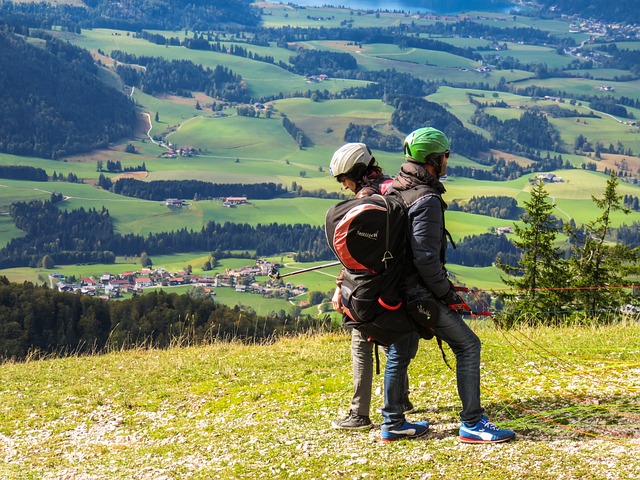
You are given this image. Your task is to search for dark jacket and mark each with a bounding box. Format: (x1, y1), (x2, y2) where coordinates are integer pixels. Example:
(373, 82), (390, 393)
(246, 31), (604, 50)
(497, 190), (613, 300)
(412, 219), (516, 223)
(390, 161), (452, 300)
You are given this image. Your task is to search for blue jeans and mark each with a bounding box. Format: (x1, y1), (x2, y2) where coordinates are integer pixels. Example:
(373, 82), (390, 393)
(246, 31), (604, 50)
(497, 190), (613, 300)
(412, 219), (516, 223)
(381, 298), (484, 429)
(381, 331), (420, 430)
(433, 301), (484, 425)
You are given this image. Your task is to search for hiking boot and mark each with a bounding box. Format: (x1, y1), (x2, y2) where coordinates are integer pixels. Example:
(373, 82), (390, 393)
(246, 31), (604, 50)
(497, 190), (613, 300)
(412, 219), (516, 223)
(403, 402), (416, 415)
(459, 415), (515, 443)
(381, 420), (429, 442)
(331, 412), (372, 430)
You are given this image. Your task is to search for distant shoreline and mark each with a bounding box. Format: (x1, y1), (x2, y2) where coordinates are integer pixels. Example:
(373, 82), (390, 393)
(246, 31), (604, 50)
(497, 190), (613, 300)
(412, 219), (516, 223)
(266, 0), (519, 14)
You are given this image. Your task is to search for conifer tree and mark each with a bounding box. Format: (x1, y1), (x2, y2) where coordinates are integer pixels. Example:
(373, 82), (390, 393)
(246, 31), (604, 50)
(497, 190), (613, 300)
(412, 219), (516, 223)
(497, 180), (570, 322)
(565, 171), (640, 317)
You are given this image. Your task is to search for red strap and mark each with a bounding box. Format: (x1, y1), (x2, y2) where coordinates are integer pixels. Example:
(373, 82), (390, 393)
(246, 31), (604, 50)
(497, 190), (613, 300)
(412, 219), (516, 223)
(378, 297), (402, 310)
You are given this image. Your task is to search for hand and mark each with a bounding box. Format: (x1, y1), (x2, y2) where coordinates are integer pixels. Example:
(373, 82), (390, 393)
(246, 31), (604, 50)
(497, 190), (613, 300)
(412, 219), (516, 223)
(332, 286), (343, 313)
(440, 288), (463, 306)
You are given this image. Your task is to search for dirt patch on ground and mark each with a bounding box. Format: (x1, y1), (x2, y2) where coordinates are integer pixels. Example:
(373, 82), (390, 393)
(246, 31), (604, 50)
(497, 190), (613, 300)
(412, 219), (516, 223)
(483, 149), (536, 167)
(64, 150), (119, 164)
(594, 152), (640, 174)
(158, 93), (215, 110)
(113, 171), (149, 181)
(91, 50), (115, 67)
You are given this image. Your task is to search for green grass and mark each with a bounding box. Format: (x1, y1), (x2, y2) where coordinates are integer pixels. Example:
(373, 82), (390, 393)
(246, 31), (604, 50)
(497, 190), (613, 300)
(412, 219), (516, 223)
(0, 324), (638, 478)
(66, 29), (368, 99)
(514, 77), (640, 102)
(485, 42), (574, 69)
(569, 68), (639, 80)
(361, 43), (481, 69)
(0, 214), (24, 248)
(259, 4), (442, 29)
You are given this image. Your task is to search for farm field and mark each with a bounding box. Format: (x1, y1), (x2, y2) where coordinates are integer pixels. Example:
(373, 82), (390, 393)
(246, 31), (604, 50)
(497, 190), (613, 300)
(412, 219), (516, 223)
(2, 2), (640, 315)
(66, 28), (370, 100)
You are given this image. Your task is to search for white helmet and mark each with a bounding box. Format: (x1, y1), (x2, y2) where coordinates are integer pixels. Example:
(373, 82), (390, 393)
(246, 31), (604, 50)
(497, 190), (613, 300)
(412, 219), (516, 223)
(329, 143), (373, 179)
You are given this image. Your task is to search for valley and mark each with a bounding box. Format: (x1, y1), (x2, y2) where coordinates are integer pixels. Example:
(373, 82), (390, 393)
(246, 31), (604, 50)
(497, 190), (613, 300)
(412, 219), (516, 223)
(1, 0), (640, 317)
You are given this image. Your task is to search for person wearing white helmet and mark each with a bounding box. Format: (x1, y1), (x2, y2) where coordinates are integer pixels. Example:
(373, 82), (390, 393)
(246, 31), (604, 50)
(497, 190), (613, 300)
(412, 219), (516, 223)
(329, 142), (381, 197)
(328, 143), (416, 432)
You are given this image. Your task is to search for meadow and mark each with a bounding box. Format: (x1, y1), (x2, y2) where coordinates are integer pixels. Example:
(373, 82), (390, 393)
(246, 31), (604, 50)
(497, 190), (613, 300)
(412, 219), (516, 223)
(0, 323), (638, 479)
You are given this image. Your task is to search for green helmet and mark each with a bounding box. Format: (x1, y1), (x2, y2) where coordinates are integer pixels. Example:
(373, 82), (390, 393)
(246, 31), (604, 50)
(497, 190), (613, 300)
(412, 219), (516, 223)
(403, 127), (450, 164)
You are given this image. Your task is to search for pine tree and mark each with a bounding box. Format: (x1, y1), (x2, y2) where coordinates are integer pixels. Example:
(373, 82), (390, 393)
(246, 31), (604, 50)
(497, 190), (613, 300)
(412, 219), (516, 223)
(140, 252), (153, 268)
(565, 171), (640, 317)
(497, 180), (571, 322)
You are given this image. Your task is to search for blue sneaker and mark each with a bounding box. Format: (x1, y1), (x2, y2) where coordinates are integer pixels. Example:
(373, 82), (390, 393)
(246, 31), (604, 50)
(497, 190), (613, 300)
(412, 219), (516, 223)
(459, 415), (515, 443)
(381, 420), (429, 442)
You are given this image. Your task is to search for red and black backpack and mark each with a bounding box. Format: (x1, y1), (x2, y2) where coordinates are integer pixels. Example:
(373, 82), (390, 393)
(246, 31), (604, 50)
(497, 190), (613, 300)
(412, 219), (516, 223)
(325, 194), (416, 346)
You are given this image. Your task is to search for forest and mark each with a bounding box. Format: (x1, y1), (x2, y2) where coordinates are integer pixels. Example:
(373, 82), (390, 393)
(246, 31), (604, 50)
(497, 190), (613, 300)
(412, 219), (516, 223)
(538, 0), (640, 23)
(0, 277), (326, 360)
(110, 178), (288, 201)
(0, 0), (260, 32)
(0, 31), (137, 159)
(448, 196), (521, 219)
(111, 52), (250, 102)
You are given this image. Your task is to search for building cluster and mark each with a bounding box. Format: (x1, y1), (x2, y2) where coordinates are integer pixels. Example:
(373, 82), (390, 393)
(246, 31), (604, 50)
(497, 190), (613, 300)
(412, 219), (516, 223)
(536, 173), (564, 183)
(223, 196), (247, 207)
(306, 74), (329, 83)
(216, 259), (308, 297)
(49, 259), (307, 301)
(158, 145), (198, 158)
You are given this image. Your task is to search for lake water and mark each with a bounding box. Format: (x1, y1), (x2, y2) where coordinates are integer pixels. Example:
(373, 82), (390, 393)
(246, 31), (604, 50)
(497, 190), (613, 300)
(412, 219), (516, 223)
(276, 0), (517, 14)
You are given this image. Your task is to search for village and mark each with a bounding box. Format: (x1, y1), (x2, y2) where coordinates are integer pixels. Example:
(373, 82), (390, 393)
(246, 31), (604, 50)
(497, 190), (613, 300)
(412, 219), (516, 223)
(49, 259), (309, 302)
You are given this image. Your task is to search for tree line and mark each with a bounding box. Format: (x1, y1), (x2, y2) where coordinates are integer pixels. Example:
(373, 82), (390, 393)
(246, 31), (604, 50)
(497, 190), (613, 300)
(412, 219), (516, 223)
(0, 196), (332, 269)
(448, 196), (521, 219)
(0, 165), (48, 182)
(447, 233), (520, 268)
(282, 116), (311, 148)
(0, 0), (260, 33)
(109, 178), (288, 201)
(0, 277), (328, 361)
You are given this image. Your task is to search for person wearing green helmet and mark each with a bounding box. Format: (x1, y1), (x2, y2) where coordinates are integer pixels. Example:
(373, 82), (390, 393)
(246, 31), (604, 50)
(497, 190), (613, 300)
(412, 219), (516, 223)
(328, 143), (418, 435)
(403, 126), (451, 177)
(383, 126), (516, 443)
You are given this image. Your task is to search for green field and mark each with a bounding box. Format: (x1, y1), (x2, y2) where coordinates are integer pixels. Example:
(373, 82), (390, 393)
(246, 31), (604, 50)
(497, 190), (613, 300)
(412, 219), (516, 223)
(361, 43), (481, 69)
(514, 77), (640, 102)
(484, 42), (575, 69)
(67, 29), (370, 100)
(570, 68), (638, 80)
(426, 86), (640, 155)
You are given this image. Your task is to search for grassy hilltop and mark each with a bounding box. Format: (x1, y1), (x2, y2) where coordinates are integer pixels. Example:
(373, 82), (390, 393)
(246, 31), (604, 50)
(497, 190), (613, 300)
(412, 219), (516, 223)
(0, 324), (638, 479)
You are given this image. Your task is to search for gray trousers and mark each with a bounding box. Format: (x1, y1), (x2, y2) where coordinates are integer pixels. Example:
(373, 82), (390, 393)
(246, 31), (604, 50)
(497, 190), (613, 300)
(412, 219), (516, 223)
(349, 328), (410, 417)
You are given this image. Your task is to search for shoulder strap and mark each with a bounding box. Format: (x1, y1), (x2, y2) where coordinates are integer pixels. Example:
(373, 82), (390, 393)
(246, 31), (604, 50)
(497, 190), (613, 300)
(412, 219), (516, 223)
(378, 194), (393, 270)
